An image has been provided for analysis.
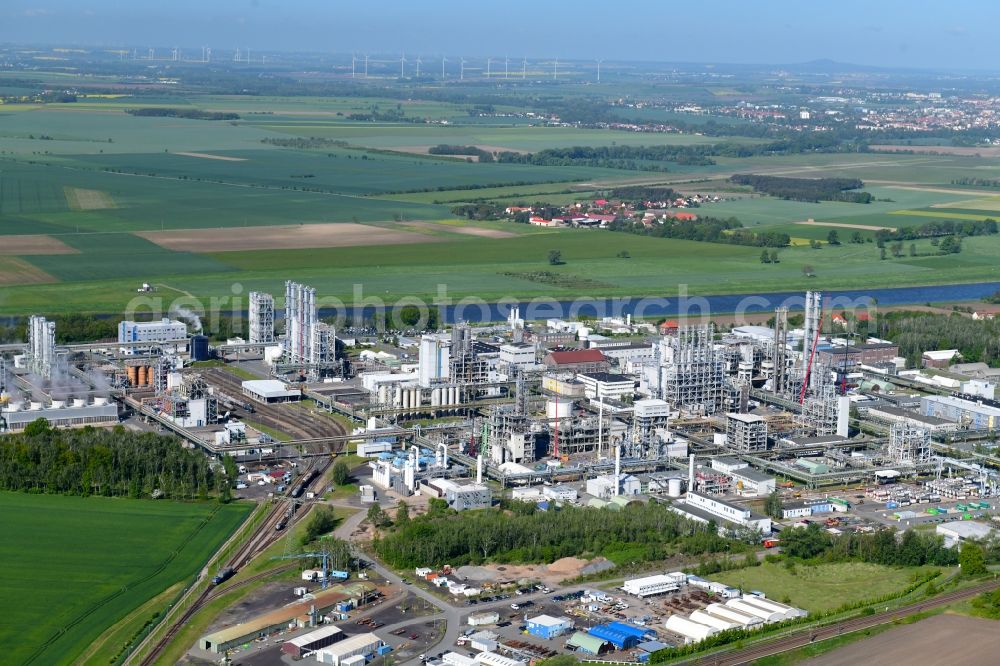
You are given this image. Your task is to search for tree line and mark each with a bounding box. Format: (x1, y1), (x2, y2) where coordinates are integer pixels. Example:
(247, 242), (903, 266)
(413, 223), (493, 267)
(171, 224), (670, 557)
(0, 422), (226, 500)
(607, 216), (790, 248)
(125, 108), (239, 120)
(372, 499), (739, 568)
(874, 311), (1000, 367)
(606, 185), (681, 202)
(730, 174), (872, 203)
(781, 521), (956, 567)
(874, 218), (997, 243)
(428, 144), (496, 161)
(952, 177), (1000, 189)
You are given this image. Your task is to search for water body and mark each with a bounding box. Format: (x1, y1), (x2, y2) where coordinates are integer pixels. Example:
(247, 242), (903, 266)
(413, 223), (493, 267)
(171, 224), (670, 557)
(3, 281), (999, 328)
(321, 280), (1000, 325)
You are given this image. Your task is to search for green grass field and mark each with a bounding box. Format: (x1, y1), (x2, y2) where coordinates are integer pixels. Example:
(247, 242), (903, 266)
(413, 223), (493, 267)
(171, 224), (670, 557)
(0, 492), (251, 665)
(4, 225), (1000, 315)
(4, 97), (1000, 315)
(714, 562), (937, 613)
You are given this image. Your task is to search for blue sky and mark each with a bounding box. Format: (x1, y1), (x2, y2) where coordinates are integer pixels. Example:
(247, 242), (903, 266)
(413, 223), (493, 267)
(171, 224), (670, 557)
(0, 0), (994, 70)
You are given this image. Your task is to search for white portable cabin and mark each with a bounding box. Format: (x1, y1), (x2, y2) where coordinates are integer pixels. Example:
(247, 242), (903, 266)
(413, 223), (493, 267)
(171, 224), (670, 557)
(725, 598), (784, 624)
(689, 609), (742, 631)
(705, 603), (764, 628)
(664, 614), (718, 644)
(737, 595), (807, 620)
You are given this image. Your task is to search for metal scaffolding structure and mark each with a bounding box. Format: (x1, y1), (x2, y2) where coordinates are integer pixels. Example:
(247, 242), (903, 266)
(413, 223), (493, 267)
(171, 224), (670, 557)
(800, 380), (839, 435)
(28, 315), (56, 379)
(889, 422), (931, 465)
(802, 291), (823, 391)
(284, 280), (317, 366)
(248, 291), (275, 344)
(771, 306), (789, 395)
(661, 324), (725, 416)
(449, 324), (489, 396)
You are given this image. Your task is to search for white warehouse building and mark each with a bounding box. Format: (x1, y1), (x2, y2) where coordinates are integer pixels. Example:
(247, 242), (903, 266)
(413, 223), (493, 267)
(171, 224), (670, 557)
(622, 572), (688, 598)
(669, 491), (772, 535)
(118, 318), (187, 353)
(313, 632), (383, 665)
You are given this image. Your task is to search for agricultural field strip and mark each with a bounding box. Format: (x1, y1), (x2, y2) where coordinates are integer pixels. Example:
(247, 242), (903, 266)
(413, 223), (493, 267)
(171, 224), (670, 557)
(0, 257), (59, 286)
(796, 221), (896, 231)
(137, 222), (442, 253)
(0, 234), (79, 255)
(890, 209), (997, 221)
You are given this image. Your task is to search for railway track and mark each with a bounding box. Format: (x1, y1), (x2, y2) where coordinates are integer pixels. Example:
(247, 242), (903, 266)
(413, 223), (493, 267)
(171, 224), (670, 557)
(133, 499), (301, 666)
(693, 578), (1000, 666)
(130, 369), (349, 665)
(202, 369), (344, 445)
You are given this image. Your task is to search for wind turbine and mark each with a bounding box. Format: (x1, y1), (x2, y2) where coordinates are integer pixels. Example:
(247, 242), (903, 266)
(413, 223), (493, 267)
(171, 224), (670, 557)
(505, 55), (509, 79)
(522, 57), (527, 79)
(553, 58), (558, 80)
(460, 57), (466, 81)
(351, 53), (356, 78)
(487, 57), (492, 79)
(597, 59), (603, 83)
(416, 55), (422, 78)
(400, 52), (406, 78)
(364, 54), (369, 78)
(441, 55), (447, 79)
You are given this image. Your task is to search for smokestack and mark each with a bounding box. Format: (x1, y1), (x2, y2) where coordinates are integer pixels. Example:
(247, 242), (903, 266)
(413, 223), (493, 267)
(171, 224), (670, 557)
(688, 454), (695, 492)
(476, 454), (483, 484)
(837, 396), (850, 437)
(404, 459), (415, 492)
(614, 445), (621, 496)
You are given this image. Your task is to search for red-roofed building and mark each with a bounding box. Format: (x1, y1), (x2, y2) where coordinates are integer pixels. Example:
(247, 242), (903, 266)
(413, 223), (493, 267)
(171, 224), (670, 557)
(667, 211), (698, 221)
(594, 199), (609, 206)
(542, 348), (609, 374)
(659, 320), (679, 335)
(530, 216), (556, 226)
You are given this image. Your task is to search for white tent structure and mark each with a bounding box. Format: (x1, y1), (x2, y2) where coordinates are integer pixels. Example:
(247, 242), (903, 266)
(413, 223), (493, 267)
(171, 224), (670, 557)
(725, 599), (784, 624)
(737, 595), (807, 620)
(689, 609), (742, 632)
(705, 603), (764, 628)
(664, 615), (718, 644)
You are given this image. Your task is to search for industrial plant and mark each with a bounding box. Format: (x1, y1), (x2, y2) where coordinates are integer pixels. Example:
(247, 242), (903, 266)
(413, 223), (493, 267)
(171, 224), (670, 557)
(4, 284), (1000, 665)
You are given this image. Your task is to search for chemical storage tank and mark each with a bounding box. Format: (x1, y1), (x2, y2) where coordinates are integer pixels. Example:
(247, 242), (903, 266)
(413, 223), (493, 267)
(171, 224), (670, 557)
(546, 397), (573, 420)
(667, 477), (683, 498)
(190, 335), (210, 362)
(127, 366), (138, 386)
(137, 366), (147, 386)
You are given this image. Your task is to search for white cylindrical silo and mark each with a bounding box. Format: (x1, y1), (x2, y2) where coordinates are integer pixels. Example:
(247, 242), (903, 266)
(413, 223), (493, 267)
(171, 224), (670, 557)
(667, 477), (683, 497)
(546, 398), (573, 420)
